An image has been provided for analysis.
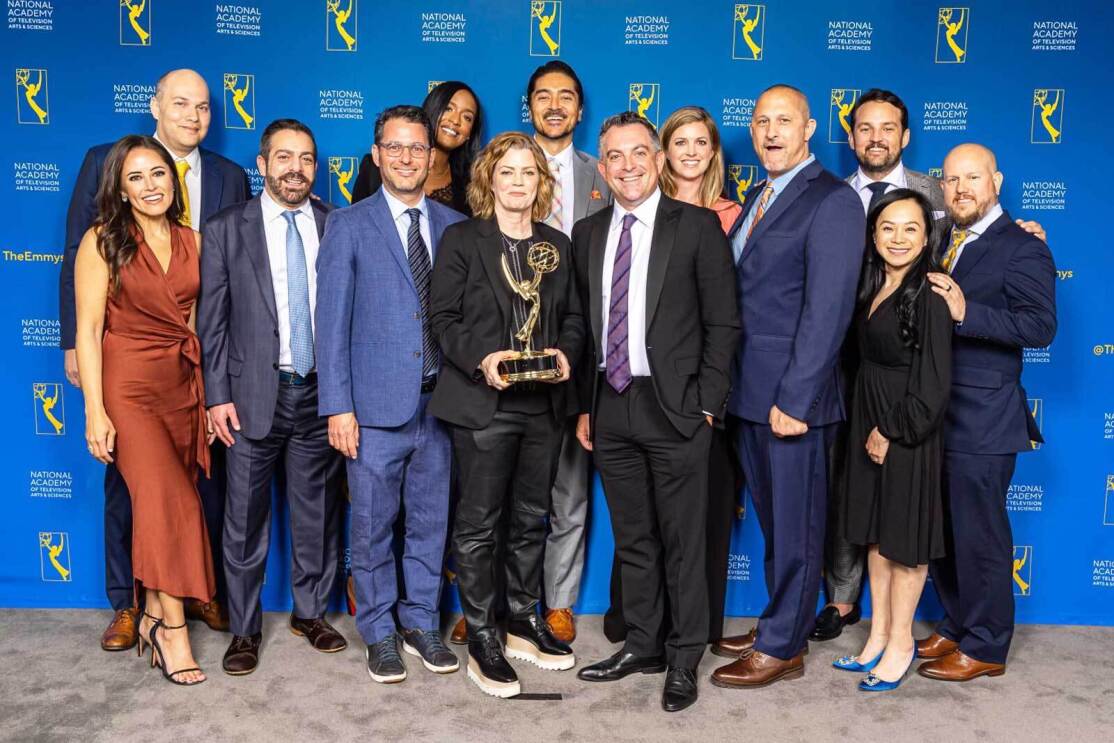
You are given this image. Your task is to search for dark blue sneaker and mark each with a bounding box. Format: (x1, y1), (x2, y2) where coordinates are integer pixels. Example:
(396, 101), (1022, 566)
(401, 628), (459, 674)
(366, 634), (406, 684)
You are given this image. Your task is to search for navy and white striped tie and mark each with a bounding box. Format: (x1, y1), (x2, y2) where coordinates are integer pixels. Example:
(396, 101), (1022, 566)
(406, 208), (437, 379)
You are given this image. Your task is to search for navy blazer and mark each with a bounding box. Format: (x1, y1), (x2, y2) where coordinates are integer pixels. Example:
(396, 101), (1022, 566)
(944, 211), (1056, 454)
(314, 189), (466, 427)
(58, 142), (250, 349)
(727, 159), (866, 426)
(197, 195), (331, 440)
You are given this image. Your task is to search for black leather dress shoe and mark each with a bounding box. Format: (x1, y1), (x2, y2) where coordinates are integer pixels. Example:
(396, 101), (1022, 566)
(467, 628), (519, 698)
(290, 615), (348, 652)
(809, 605), (862, 641)
(662, 667), (698, 712)
(577, 650), (667, 682)
(506, 613), (575, 671)
(223, 633), (262, 676)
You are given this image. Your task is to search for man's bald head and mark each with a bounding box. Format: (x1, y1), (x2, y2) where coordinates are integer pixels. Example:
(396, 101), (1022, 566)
(149, 69), (211, 157)
(944, 142), (997, 174)
(942, 142), (1003, 228)
(750, 84), (816, 177)
(757, 84), (811, 119)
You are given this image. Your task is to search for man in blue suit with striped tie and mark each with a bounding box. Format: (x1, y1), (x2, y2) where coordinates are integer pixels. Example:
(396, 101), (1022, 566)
(315, 106), (466, 685)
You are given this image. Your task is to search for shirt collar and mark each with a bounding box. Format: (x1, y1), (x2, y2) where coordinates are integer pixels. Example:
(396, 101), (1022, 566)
(546, 142), (575, 169)
(963, 202), (1004, 238)
(613, 187), (662, 229)
(382, 187), (428, 224)
(260, 189), (314, 222)
(153, 133), (200, 170)
(852, 160), (907, 192)
(767, 154), (815, 196)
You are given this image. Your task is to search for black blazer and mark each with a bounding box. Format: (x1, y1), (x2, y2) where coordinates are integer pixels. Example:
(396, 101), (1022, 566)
(197, 195), (331, 440)
(572, 193), (740, 438)
(428, 218), (584, 429)
(352, 153), (472, 216)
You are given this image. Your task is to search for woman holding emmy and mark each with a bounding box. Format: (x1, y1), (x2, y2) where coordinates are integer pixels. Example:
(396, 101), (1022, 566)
(429, 132), (584, 698)
(74, 135), (216, 685)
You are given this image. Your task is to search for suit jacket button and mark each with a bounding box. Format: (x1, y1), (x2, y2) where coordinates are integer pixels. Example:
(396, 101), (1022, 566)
(413, 312), (421, 320)
(274, 329), (279, 337)
(414, 351), (421, 358)
(272, 363), (279, 370)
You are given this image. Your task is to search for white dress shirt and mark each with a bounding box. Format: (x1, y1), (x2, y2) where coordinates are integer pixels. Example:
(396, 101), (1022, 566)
(545, 142), (577, 237)
(382, 187), (433, 262)
(848, 161), (908, 214)
(600, 187), (661, 378)
(260, 190), (320, 372)
(948, 202), (1003, 273)
(154, 134), (201, 230)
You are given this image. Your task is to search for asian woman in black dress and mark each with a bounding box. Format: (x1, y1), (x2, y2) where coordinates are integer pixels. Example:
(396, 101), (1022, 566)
(834, 189), (952, 692)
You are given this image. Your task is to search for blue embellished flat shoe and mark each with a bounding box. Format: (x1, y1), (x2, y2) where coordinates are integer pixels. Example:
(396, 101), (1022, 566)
(832, 650), (882, 673)
(859, 651), (915, 692)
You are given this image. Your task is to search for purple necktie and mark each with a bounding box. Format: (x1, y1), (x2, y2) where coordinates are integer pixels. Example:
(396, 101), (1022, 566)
(606, 213), (638, 393)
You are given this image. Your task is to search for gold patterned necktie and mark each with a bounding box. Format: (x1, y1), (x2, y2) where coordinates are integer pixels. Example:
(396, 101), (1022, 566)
(545, 157), (563, 231)
(745, 184), (775, 240)
(175, 159), (192, 228)
(941, 228), (968, 273)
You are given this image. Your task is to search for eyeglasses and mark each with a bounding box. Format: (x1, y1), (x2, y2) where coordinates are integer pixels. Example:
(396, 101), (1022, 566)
(378, 142), (430, 159)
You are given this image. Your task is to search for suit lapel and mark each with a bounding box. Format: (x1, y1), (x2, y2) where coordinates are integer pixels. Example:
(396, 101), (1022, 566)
(427, 203), (444, 262)
(645, 196), (680, 330)
(588, 207), (612, 347)
(370, 192), (417, 297)
(311, 201), (329, 238)
(199, 149), (224, 225)
(952, 212), (1010, 282)
(475, 219), (512, 323)
(727, 182), (762, 242)
(571, 151), (594, 221)
(744, 162), (816, 248)
(241, 197), (277, 324)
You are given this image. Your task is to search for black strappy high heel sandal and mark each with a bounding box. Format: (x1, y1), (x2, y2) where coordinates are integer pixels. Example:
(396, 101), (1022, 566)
(137, 611), (162, 668)
(149, 620), (206, 685)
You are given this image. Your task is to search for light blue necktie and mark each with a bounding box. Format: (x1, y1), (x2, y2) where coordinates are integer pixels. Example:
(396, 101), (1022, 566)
(282, 210), (314, 376)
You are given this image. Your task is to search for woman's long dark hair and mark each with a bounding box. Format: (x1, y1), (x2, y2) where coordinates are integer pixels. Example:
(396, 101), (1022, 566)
(857, 188), (938, 349)
(423, 81), (484, 191)
(92, 135), (183, 293)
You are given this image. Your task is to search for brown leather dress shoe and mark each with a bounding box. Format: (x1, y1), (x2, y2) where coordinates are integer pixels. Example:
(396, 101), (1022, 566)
(290, 615), (348, 652)
(186, 599), (230, 632)
(223, 633), (263, 675)
(711, 628), (758, 658)
(916, 632), (960, 659)
(450, 617), (467, 645)
(918, 650), (1005, 681)
(710, 650), (805, 688)
(545, 608), (576, 643)
(101, 608), (139, 651)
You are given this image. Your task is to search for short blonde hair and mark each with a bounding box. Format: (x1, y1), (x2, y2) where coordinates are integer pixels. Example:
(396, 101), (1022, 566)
(659, 106), (727, 209)
(467, 132), (555, 222)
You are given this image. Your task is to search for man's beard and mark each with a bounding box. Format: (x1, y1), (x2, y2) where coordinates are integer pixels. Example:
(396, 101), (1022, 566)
(267, 173), (312, 206)
(858, 144), (902, 176)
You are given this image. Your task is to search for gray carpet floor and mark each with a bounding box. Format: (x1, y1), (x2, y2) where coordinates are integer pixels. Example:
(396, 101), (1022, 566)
(2, 610), (1111, 742)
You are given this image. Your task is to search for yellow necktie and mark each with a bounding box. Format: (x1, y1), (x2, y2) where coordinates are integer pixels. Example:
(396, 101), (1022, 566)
(175, 159), (192, 228)
(746, 185), (775, 240)
(941, 228), (968, 272)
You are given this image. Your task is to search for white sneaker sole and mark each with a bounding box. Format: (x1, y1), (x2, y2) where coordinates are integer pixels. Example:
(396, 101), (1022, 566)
(505, 633), (576, 671)
(466, 657), (521, 698)
(365, 646), (406, 684)
(402, 640), (460, 673)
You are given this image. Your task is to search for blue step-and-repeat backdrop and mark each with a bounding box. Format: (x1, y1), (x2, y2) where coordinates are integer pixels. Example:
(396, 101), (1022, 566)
(3, 1), (1112, 625)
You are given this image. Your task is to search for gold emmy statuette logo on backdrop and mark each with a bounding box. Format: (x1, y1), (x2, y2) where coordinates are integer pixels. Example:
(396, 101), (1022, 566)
(326, 0), (357, 52)
(39, 532), (72, 582)
(1104, 475), (1114, 526)
(1012, 545), (1032, 596)
(120, 0), (152, 46)
(1028, 398), (1043, 450)
(498, 242), (562, 383)
(728, 164), (758, 205)
(935, 7), (969, 64)
(628, 83), (660, 126)
(328, 156), (356, 204)
(1031, 89), (1064, 144)
(529, 1), (562, 57)
(732, 4), (765, 61)
(224, 73), (255, 130)
(828, 89), (860, 144)
(33, 383), (65, 435)
(928, 167), (943, 179)
(15, 68), (49, 125)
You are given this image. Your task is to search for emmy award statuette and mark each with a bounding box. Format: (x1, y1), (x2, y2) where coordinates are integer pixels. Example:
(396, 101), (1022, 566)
(499, 241), (562, 383)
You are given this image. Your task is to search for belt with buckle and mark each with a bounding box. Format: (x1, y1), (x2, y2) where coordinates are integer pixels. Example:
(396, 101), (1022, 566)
(421, 376), (437, 394)
(278, 370), (316, 386)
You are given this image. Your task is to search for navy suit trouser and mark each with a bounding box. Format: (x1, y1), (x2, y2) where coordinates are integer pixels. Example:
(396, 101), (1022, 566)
(738, 421), (835, 660)
(930, 451), (1017, 665)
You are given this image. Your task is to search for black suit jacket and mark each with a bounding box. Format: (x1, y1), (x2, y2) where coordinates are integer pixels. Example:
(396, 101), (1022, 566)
(59, 142), (250, 349)
(573, 193), (740, 438)
(352, 153), (472, 216)
(428, 218), (584, 429)
(197, 195), (331, 440)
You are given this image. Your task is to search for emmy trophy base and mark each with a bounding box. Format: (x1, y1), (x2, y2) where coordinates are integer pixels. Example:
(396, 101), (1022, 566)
(499, 350), (561, 383)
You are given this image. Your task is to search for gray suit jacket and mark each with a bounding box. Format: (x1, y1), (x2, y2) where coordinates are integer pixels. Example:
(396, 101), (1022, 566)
(846, 165), (948, 238)
(571, 149), (611, 222)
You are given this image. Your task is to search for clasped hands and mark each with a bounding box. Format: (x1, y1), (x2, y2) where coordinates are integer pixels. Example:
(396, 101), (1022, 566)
(478, 348), (570, 391)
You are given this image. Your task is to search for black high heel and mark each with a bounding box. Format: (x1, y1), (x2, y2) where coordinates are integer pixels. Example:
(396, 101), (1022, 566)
(149, 620), (206, 686)
(137, 611), (162, 668)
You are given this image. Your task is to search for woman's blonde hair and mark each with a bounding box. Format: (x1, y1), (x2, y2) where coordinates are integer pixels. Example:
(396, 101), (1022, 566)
(658, 106), (726, 209)
(467, 131), (555, 222)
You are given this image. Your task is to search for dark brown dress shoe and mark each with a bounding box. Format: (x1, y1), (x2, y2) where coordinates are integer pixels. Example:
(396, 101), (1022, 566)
(186, 599), (230, 632)
(710, 650), (805, 688)
(101, 608), (139, 651)
(223, 633), (263, 676)
(711, 628), (757, 658)
(917, 650), (1005, 681)
(916, 632), (960, 659)
(450, 617), (467, 646)
(290, 615), (348, 653)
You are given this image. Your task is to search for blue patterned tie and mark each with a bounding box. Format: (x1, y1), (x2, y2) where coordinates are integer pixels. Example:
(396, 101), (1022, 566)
(406, 208), (437, 379)
(282, 210), (314, 377)
(606, 213), (638, 393)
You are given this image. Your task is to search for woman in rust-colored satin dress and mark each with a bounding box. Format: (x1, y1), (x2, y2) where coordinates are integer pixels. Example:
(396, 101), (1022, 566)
(75, 135), (214, 685)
